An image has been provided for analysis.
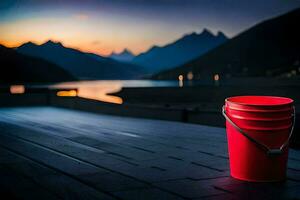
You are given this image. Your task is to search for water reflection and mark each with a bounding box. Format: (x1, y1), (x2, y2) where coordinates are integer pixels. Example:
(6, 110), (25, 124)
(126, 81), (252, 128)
(187, 71), (194, 80)
(52, 81), (123, 104)
(178, 75), (184, 87)
(57, 90), (77, 97)
(10, 85), (25, 94)
(214, 74), (220, 86)
(6, 80), (179, 104)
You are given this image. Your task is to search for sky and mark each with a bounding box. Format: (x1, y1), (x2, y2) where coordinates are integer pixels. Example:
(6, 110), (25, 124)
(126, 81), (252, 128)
(0, 0), (300, 56)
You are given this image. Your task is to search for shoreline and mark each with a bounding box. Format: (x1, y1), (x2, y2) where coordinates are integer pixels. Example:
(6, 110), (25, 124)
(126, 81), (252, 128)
(1, 85), (299, 148)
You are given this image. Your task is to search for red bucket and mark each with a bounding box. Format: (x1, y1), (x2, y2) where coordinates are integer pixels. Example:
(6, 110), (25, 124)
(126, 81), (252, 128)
(223, 96), (295, 182)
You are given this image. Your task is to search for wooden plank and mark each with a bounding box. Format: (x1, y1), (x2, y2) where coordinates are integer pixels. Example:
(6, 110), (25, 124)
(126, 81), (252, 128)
(0, 137), (118, 199)
(0, 147), (116, 200)
(0, 120), (227, 182)
(0, 164), (60, 200)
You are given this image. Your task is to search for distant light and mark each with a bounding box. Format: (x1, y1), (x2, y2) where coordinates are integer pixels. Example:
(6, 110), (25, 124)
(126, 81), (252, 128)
(57, 90), (77, 97)
(187, 71), (194, 80)
(178, 74), (184, 87)
(178, 74), (184, 81)
(10, 85), (25, 94)
(214, 74), (220, 81)
(291, 70), (296, 75)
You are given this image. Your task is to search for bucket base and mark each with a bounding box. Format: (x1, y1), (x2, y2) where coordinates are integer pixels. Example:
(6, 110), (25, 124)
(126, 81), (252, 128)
(231, 174), (286, 182)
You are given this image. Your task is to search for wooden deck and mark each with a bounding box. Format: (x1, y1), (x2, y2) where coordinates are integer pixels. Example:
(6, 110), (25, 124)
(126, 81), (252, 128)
(0, 106), (299, 200)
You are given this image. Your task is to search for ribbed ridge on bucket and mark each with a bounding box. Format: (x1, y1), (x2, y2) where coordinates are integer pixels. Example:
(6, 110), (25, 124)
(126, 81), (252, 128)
(224, 96), (294, 182)
(226, 96), (293, 111)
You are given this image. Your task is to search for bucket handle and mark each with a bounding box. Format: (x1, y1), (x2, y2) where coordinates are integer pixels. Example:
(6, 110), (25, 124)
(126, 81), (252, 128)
(222, 105), (295, 156)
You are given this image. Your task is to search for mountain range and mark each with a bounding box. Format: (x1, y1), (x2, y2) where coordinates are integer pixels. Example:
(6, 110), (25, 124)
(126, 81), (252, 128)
(15, 28), (227, 80)
(17, 41), (145, 80)
(0, 45), (75, 83)
(4, 7), (297, 83)
(109, 49), (135, 62)
(154, 8), (300, 80)
(132, 29), (228, 73)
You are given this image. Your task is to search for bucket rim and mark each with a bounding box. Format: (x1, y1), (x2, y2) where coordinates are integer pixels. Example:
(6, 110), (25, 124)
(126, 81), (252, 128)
(225, 96), (293, 107)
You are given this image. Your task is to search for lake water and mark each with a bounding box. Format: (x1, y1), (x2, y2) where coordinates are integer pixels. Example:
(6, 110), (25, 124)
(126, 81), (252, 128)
(8, 80), (211, 104)
(50, 80), (181, 104)
(8, 77), (297, 104)
(51, 80), (180, 88)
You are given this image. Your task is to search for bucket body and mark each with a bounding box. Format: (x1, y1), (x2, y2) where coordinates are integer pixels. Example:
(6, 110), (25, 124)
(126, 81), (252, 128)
(224, 96), (294, 182)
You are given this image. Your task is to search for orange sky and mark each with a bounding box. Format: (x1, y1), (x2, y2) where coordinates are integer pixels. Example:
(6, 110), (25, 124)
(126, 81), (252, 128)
(0, 12), (196, 56)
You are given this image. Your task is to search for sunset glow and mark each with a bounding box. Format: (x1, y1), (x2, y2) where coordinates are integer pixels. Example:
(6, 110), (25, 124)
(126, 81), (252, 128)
(1, 1), (299, 56)
(0, 8), (191, 56)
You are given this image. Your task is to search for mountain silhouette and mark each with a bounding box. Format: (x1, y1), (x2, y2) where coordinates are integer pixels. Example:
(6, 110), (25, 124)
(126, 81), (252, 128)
(0, 45), (75, 84)
(132, 29), (228, 73)
(17, 41), (145, 80)
(110, 49), (135, 62)
(154, 8), (300, 80)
